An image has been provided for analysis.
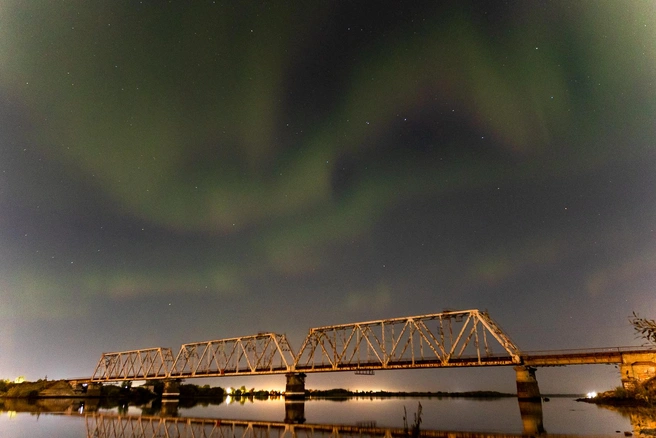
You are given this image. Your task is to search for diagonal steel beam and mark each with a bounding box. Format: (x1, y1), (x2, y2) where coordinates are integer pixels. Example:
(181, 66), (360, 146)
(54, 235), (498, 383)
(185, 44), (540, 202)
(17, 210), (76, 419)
(90, 309), (522, 381)
(294, 309), (521, 371)
(169, 333), (296, 377)
(91, 347), (174, 381)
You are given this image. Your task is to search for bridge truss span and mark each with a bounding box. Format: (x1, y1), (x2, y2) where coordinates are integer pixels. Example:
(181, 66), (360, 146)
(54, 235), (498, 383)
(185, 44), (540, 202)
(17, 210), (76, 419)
(294, 309), (521, 372)
(87, 309), (528, 381)
(169, 332), (296, 378)
(91, 347), (174, 382)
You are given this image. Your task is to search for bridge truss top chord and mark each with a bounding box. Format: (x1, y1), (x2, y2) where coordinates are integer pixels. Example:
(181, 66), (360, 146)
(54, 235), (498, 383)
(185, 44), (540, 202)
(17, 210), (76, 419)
(89, 309), (522, 381)
(169, 332), (296, 378)
(294, 309), (521, 371)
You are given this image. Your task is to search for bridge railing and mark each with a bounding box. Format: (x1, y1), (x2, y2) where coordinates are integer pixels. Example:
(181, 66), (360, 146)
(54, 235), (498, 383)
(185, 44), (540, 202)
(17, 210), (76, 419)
(520, 346), (655, 356)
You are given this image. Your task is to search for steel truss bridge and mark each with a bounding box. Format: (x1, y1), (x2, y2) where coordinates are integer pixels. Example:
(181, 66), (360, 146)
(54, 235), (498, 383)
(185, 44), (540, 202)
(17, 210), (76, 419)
(92, 309), (523, 381)
(90, 308), (654, 382)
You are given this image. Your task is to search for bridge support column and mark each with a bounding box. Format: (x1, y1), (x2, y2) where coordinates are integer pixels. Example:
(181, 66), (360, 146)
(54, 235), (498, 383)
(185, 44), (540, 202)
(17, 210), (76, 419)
(161, 400), (179, 417)
(518, 400), (545, 435)
(80, 398), (100, 413)
(514, 366), (541, 400)
(162, 380), (180, 401)
(284, 373), (306, 399)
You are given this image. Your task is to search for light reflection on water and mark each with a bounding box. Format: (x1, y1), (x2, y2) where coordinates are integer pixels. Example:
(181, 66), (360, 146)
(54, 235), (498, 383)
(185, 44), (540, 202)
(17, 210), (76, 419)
(0, 396), (646, 437)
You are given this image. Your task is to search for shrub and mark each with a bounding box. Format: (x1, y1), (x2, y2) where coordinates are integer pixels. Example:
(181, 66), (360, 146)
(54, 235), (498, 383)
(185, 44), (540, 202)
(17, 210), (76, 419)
(101, 385), (123, 398)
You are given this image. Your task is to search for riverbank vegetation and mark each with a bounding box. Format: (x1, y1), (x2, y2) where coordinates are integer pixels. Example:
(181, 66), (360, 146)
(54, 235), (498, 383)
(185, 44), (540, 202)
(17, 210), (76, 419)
(582, 313), (656, 407)
(0, 379), (74, 398)
(583, 378), (656, 407)
(582, 312), (656, 407)
(0, 379), (273, 403)
(2, 378), (514, 401)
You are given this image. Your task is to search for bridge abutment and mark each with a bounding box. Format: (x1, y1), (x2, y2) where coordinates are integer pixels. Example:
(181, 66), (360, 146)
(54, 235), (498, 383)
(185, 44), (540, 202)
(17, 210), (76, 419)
(514, 366), (541, 400)
(284, 372), (306, 399)
(620, 352), (656, 390)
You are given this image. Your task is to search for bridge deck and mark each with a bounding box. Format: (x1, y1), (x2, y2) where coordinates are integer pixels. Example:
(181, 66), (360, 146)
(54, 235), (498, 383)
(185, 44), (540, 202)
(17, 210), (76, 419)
(86, 309), (656, 382)
(521, 347), (652, 366)
(166, 356), (518, 379)
(80, 347), (656, 383)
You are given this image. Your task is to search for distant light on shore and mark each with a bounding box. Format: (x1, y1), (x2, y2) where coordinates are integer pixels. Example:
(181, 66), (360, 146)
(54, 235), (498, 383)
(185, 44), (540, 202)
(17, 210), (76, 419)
(586, 391), (597, 398)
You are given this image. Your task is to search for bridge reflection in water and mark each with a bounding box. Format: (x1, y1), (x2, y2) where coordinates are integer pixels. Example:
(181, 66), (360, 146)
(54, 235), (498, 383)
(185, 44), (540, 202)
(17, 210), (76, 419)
(83, 400), (545, 438)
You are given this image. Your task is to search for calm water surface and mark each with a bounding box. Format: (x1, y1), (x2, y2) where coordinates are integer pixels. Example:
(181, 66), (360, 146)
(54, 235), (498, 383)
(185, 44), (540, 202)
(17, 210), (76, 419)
(0, 396), (649, 437)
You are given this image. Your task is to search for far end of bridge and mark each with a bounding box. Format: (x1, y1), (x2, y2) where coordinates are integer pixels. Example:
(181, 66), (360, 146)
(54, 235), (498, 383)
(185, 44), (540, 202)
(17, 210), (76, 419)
(79, 309), (656, 402)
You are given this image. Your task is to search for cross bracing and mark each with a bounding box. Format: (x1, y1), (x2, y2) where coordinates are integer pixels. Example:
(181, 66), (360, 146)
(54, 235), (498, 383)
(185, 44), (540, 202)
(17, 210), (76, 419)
(91, 347), (174, 382)
(294, 309), (521, 371)
(169, 333), (296, 378)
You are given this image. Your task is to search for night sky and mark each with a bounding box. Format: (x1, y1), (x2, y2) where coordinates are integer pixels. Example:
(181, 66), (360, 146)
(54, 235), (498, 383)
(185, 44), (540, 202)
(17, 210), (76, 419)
(1, 1), (655, 393)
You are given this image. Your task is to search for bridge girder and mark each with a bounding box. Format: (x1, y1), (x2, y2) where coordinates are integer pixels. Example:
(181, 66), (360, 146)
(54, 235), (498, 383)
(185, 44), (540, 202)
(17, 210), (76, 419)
(294, 309), (521, 371)
(169, 332), (296, 378)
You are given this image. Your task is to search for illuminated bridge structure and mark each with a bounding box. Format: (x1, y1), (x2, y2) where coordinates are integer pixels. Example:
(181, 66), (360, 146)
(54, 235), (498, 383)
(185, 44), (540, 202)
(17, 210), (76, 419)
(86, 309), (656, 400)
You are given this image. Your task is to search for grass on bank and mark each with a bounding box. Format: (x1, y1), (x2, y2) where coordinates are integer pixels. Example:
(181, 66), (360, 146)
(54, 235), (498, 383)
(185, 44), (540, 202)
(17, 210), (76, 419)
(586, 377), (656, 407)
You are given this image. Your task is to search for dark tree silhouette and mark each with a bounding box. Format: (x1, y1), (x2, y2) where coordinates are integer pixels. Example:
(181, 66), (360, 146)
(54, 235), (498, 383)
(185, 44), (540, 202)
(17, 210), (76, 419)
(630, 312), (656, 345)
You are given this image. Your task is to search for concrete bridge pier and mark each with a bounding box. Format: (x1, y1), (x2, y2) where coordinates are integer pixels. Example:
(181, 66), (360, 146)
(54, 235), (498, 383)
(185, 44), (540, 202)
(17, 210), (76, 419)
(284, 373), (306, 399)
(162, 379), (181, 401)
(86, 382), (103, 397)
(284, 400), (306, 423)
(81, 398), (100, 413)
(518, 400), (545, 435)
(161, 400), (179, 417)
(514, 366), (541, 400)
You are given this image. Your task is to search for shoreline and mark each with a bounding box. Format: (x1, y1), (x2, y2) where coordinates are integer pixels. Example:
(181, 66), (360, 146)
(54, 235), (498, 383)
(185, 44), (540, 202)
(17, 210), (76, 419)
(1, 379), (587, 401)
(578, 396), (655, 408)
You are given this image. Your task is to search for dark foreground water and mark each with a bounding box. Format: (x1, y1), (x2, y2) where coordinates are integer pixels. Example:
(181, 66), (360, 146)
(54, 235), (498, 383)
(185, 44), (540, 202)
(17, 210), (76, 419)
(1, 396), (654, 437)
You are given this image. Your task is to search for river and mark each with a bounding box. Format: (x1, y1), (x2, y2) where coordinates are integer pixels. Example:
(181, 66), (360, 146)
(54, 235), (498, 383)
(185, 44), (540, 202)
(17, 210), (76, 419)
(0, 396), (653, 437)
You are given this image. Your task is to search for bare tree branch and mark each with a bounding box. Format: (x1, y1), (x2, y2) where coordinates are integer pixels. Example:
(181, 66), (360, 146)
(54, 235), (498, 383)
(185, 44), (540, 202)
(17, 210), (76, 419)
(630, 312), (656, 345)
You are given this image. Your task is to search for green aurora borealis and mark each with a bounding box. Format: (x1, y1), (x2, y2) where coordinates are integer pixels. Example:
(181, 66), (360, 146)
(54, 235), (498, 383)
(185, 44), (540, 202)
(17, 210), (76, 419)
(1, 1), (655, 391)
